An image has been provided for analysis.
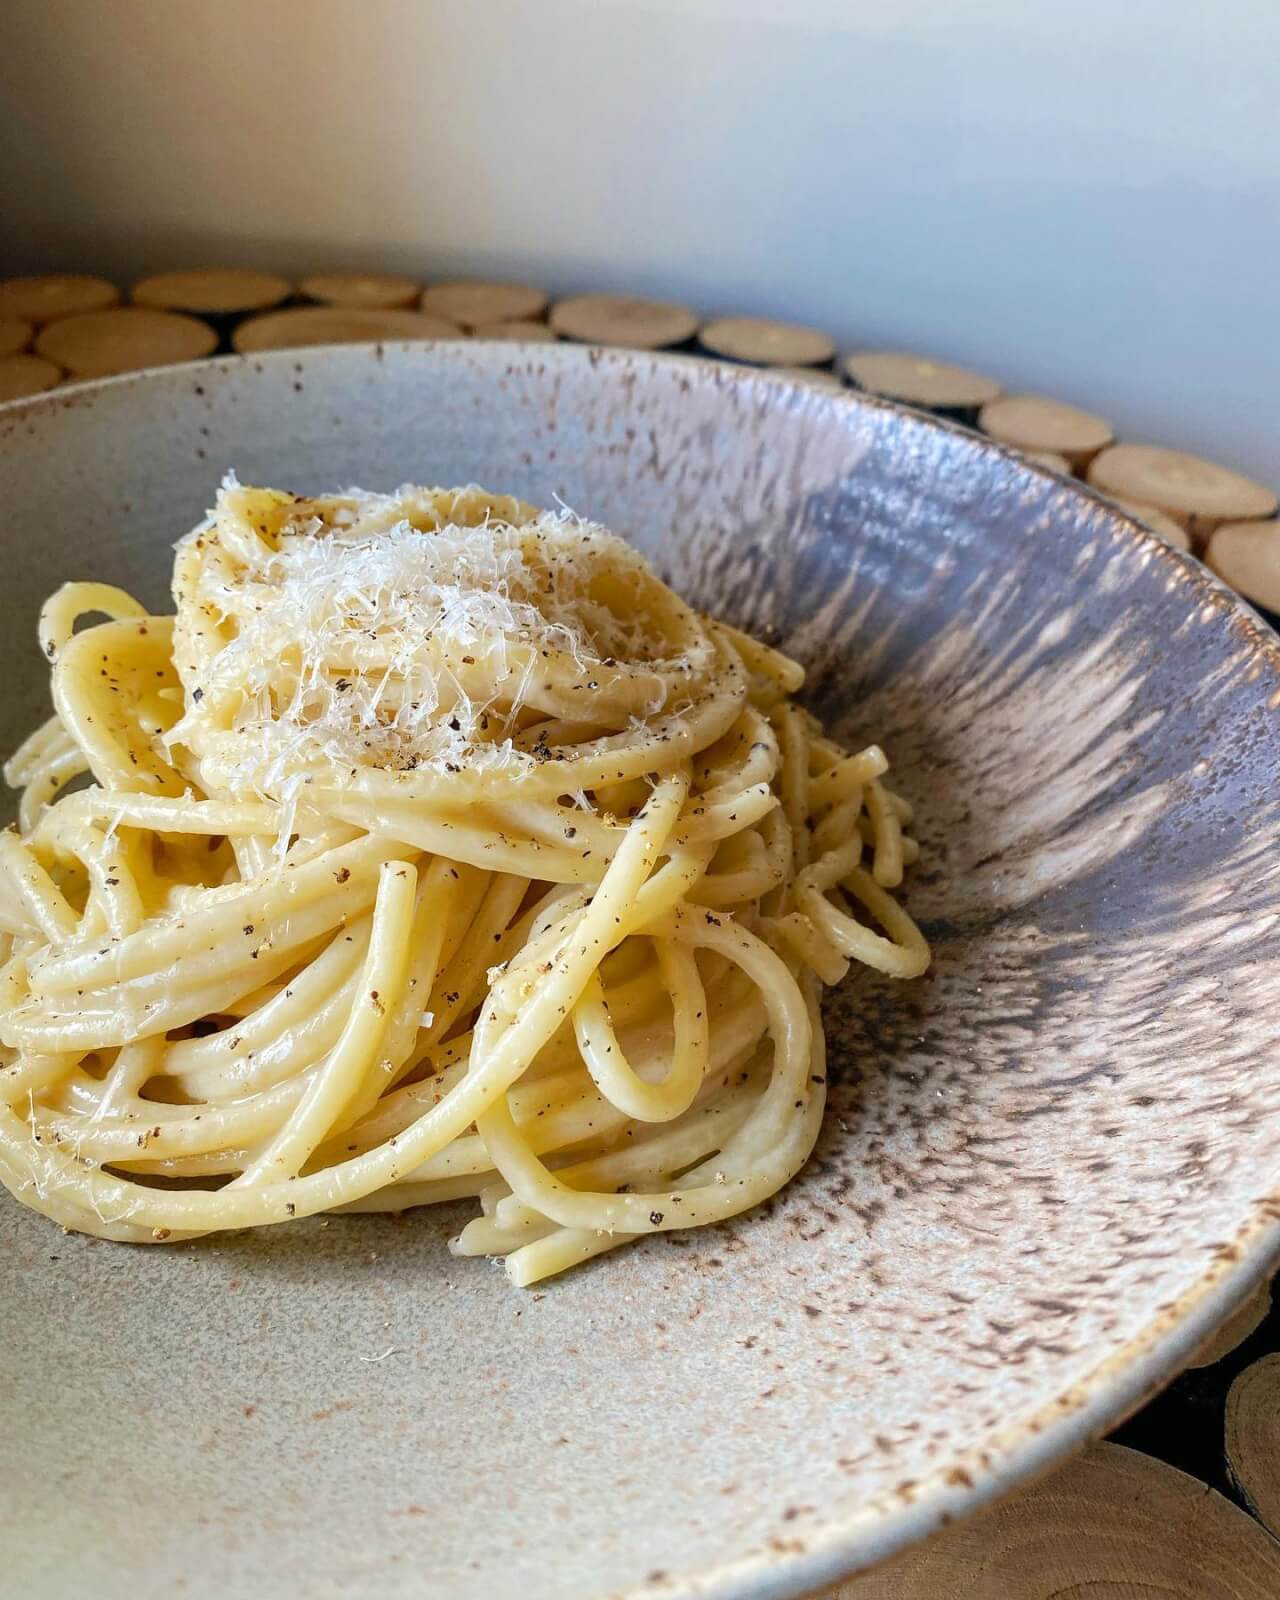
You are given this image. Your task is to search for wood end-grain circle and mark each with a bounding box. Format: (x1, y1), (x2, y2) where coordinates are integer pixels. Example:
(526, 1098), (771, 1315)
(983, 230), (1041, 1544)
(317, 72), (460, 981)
(232, 306), (463, 353)
(0, 353), (63, 403)
(549, 294), (699, 350)
(0, 275), (119, 325)
(36, 307), (217, 378)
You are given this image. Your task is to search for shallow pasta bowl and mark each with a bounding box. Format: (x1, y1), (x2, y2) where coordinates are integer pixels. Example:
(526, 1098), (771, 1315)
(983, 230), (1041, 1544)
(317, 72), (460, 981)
(1, 342), (1279, 1600)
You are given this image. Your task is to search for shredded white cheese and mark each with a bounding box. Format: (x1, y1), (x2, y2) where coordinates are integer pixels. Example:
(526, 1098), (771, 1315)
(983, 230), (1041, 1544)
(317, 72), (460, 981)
(167, 481), (714, 801)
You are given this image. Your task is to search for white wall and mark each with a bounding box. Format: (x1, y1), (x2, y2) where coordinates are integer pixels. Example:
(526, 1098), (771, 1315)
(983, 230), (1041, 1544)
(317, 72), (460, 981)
(2, 0), (1276, 479)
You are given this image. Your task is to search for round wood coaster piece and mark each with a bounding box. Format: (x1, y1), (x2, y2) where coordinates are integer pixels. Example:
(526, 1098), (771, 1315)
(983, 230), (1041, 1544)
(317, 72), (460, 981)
(833, 1442), (1280, 1598)
(300, 273), (420, 310)
(770, 365), (844, 388)
(233, 306), (462, 354)
(0, 319), (32, 357)
(1088, 444), (1277, 537)
(700, 315), (834, 368)
(549, 294), (699, 349)
(469, 319), (558, 343)
(1225, 1353), (1280, 1538)
(980, 393), (1114, 468)
(1113, 498), (1193, 552)
(1206, 520), (1280, 612)
(0, 354), (62, 403)
(1187, 1277), (1271, 1367)
(133, 269), (292, 315)
(1023, 449), (1072, 474)
(0, 275), (119, 325)
(420, 280), (548, 328)
(843, 350), (1002, 410)
(36, 307), (217, 378)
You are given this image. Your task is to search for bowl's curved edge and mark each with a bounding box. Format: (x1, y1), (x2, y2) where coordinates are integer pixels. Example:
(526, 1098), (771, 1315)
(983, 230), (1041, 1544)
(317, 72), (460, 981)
(4, 343), (1280, 1600)
(646, 1229), (1280, 1600)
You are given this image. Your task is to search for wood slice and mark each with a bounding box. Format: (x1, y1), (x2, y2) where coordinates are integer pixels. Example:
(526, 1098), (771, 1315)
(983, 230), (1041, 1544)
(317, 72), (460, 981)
(549, 294), (699, 350)
(233, 306), (462, 354)
(36, 308), (217, 378)
(843, 350), (1002, 415)
(1088, 445), (1277, 540)
(0, 354), (62, 403)
(1205, 521), (1280, 613)
(830, 1442), (1280, 1598)
(132, 269), (292, 315)
(1225, 1354), (1280, 1538)
(1023, 449), (1072, 474)
(980, 394), (1114, 469)
(420, 280), (548, 328)
(0, 275), (119, 325)
(0, 319), (32, 357)
(469, 319), (559, 343)
(299, 273), (421, 310)
(699, 315), (834, 368)
(770, 365), (844, 388)
(1114, 498), (1193, 554)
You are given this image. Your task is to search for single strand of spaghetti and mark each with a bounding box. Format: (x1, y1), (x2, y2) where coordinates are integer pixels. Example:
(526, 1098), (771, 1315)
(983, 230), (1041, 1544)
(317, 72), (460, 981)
(451, 1211), (559, 1256)
(17, 745), (88, 835)
(112, 1148), (255, 1179)
(708, 619), (805, 694)
(39, 793), (281, 838)
(766, 911), (851, 987)
(94, 1037), (165, 1118)
(314, 794), (607, 884)
(669, 780), (778, 846)
(0, 832), (79, 943)
(806, 745), (889, 811)
(573, 937), (708, 1122)
(773, 701), (812, 873)
(795, 840), (930, 978)
(865, 777), (904, 888)
(757, 801), (796, 919)
(52, 619), (187, 794)
(235, 861), (418, 1184)
(509, 716), (612, 752)
(504, 1225), (635, 1287)
(38, 581), (148, 661)
(331, 1172), (495, 1211)
(4, 715), (75, 788)
(811, 793), (864, 859)
(495, 797), (626, 855)
(0, 1051), (80, 1103)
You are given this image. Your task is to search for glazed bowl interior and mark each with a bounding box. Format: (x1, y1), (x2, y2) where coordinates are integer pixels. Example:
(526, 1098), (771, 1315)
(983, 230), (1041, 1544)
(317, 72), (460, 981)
(2, 343), (1279, 1600)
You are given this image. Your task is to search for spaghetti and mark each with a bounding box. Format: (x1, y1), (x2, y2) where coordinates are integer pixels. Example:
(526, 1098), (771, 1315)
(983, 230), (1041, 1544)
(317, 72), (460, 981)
(0, 480), (929, 1285)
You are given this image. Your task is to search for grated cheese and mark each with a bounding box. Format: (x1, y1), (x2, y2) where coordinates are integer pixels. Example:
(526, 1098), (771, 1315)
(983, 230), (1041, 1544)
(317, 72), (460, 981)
(167, 481), (714, 801)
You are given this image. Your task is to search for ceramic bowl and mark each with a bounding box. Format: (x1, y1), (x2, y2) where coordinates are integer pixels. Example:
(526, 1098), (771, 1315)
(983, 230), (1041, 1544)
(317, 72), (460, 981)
(2, 343), (1278, 1600)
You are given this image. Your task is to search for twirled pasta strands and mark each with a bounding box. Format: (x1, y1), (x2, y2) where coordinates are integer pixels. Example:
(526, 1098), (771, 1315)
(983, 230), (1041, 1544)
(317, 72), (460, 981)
(0, 481), (929, 1284)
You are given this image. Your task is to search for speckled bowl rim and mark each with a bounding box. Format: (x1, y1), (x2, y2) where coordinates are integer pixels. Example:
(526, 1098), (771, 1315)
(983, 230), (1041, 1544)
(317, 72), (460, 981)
(4, 344), (1279, 1600)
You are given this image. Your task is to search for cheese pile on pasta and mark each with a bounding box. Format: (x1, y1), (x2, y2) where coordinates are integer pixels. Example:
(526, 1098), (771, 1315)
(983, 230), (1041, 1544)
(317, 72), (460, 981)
(0, 481), (928, 1285)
